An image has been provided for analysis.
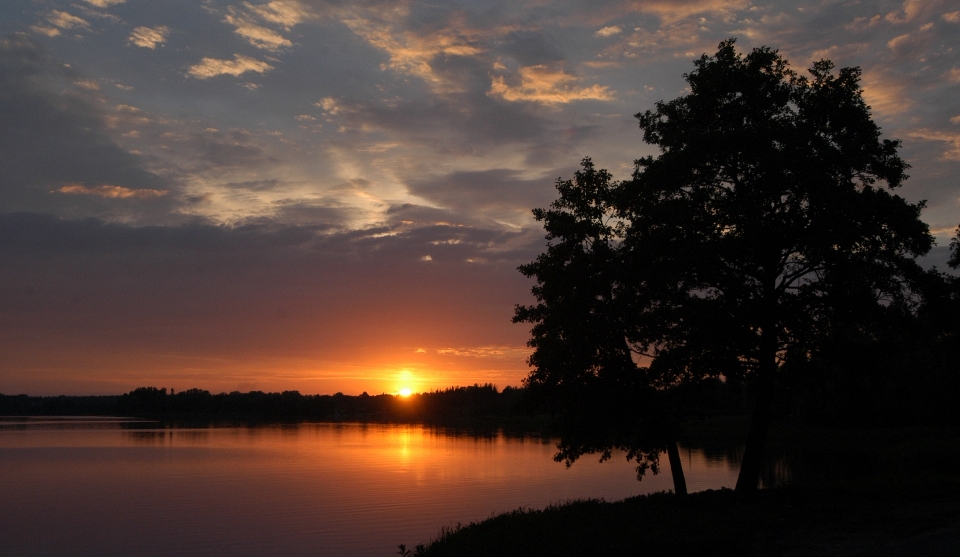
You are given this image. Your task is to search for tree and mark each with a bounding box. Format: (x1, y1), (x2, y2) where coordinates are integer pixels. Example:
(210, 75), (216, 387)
(516, 39), (932, 493)
(514, 159), (690, 494)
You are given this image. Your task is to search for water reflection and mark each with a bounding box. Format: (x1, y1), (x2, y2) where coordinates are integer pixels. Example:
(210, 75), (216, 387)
(0, 421), (743, 557)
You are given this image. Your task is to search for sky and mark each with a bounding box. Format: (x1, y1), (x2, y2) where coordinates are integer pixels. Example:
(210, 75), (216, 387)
(1, 0), (958, 396)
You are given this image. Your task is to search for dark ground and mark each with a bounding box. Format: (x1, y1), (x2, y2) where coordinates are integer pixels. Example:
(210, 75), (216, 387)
(407, 424), (960, 557)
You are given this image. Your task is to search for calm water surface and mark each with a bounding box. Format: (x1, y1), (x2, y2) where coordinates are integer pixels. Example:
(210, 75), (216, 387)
(0, 418), (740, 557)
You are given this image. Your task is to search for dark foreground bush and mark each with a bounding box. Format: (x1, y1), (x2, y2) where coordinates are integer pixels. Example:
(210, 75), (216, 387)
(414, 490), (759, 557)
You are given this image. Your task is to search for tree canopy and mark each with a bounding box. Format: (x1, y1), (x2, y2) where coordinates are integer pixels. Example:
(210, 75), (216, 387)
(515, 39), (933, 492)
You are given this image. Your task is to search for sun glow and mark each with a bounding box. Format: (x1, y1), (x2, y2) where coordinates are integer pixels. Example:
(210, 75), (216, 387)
(395, 369), (418, 397)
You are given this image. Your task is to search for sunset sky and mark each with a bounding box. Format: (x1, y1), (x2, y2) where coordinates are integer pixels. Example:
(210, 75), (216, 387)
(1, 0), (958, 396)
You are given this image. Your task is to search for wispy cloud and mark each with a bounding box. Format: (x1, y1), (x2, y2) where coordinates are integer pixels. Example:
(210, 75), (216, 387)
(84, 0), (126, 7)
(628, 0), (749, 24)
(187, 55), (273, 79)
(860, 71), (913, 116)
(908, 129), (960, 160)
(32, 10), (90, 37)
(224, 8), (292, 51)
(435, 346), (530, 359)
(128, 26), (169, 49)
(340, 8), (486, 91)
(488, 65), (614, 104)
(54, 184), (169, 199)
(245, 0), (312, 28)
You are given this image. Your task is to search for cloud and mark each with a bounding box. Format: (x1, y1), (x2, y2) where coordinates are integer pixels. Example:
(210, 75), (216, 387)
(435, 346), (530, 359)
(0, 35), (176, 221)
(947, 68), (960, 82)
(404, 168), (557, 219)
(339, 9), (486, 91)
(216, 1), (314, 52)
(596, 26), (622, 37)
(860, 71), (913, 116)
(128, 26), (169, 49)
(887, 33), (911, 49)
(245, 0), (313, 28)
(55, 184), (169, 199)
(224, 9), (292, 51)
(944, 11), (960, 23)
(627, 0), (749, 24)
(908, 129), (960, 160)
(488, 65), (614, 104)
(187, 55), (273, 78)
(313, 91), (554, 157)
(33, 10), (90, 37)
(84, 0), (126, 7)
(47, 11), (90, 30)
(884, 0), (924, 24)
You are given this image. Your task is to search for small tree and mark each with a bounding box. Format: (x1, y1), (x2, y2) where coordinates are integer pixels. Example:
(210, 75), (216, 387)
(516, 39), (933, 492)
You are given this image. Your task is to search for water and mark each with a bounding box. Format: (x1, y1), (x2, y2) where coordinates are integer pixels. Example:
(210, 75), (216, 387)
(0, 417), (740, 557)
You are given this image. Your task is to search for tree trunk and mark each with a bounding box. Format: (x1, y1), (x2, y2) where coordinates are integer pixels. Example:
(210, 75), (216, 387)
(734, 374), (773, 491)
(666, 440), (688, 495)
(735, 291), (778, 492)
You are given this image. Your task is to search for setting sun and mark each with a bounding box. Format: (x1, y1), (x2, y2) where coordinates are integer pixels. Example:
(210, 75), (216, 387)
(399, 388), (412, 397)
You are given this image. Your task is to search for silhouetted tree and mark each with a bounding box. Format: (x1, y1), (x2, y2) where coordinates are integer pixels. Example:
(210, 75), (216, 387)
(516, 39), (933, 493)
(515, 159), (690, 494)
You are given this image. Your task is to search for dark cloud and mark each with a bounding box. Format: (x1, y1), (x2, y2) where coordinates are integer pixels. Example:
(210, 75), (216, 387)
(404, 168), (559, 218)
(500, 30), (567, 66)
(179, 129), (276, 171)
(330, 90), (553, 152)
(0, 34), (180, 222)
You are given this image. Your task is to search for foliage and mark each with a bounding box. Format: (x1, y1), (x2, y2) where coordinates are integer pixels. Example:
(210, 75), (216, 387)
(515, 38), (934, 490)
(514, 159), (678, 478)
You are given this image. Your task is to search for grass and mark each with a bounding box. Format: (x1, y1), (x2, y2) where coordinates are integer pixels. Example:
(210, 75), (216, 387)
(404, 422), (960, 556)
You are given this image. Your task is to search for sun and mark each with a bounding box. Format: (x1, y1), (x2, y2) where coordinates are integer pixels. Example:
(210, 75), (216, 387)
(398, 388), (412, 397)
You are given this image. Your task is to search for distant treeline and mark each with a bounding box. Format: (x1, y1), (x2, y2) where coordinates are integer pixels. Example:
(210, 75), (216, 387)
(0, 385), (540, 428)
(0, 380), (747, 429)
(5, 366), (953, 429)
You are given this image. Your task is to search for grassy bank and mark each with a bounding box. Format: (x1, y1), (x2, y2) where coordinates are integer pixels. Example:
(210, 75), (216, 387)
(404, 424), (960, 556)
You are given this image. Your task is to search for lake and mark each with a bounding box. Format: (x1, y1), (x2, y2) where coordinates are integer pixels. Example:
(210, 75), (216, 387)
(0, 417), (741, 557)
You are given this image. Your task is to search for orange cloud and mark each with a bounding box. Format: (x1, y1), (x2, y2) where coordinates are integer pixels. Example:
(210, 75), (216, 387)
(245, 0), (313, 28)
(488, 65), (614, 104)
(187, 55), (273, 79)
(339, 8), (487, 92)
(435, 346), (531, 359)
(128, 26), (169, 49)
(55, 184), (169, 199)
(224, 8), (292, 51)
(33, 10), (89, 37)
(860, 71), (913, 116)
